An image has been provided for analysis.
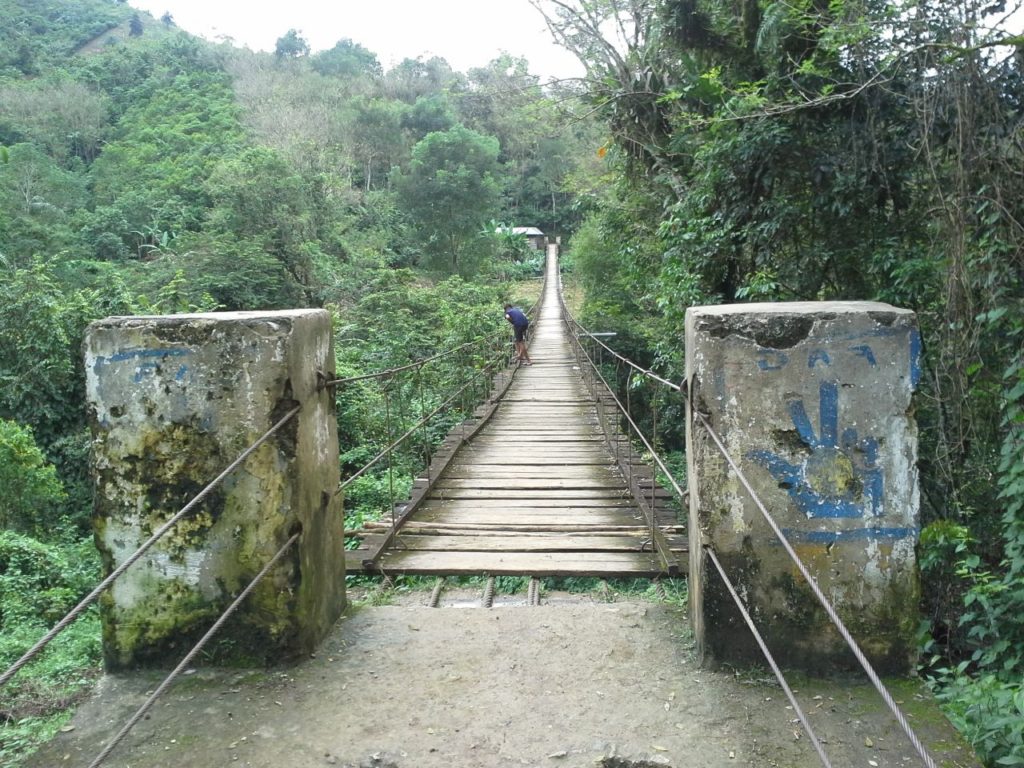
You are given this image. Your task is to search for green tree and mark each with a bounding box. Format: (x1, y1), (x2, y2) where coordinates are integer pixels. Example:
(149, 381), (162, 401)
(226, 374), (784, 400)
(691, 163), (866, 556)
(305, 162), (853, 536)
(0, 80), (109, 163)
(204, 147), (318, 302)
(0, 420), (66, 535)
(274, 28), (310, 59)
(348, 96), (406, 190)
(88, 71), (245, 238)
(394, 125), (503, 275)
(384, 56), (462, 103)
(129, 13), (143, 37)
(0, 143), (85, 265)
(311, 38), (381, 78)
(0, 259), (92, 446)
(401, 94), (456, 140)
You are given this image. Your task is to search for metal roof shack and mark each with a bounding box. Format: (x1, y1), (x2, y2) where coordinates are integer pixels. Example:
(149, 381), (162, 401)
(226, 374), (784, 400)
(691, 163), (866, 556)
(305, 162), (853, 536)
(496, 226), (547, 250)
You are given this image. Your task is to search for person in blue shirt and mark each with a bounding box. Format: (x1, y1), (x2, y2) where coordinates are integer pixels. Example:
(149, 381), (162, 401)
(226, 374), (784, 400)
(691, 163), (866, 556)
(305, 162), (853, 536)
(503, 304), (532, 365)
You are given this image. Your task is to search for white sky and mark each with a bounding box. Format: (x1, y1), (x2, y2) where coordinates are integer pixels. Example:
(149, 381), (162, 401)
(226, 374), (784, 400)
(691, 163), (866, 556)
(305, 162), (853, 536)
(127, 0), (586, 82)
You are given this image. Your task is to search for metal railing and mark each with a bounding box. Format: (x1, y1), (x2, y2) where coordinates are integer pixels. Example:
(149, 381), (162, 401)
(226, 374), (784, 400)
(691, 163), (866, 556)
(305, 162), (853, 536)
(0, 406), (301, 691)
(553, 280), (937, 768)
(340, 261), (548, 560)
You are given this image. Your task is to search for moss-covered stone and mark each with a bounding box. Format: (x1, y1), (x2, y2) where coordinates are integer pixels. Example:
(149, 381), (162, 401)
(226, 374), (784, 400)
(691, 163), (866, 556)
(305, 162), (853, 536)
(686, 303), (922, 673)
(85, 311), (346, 670)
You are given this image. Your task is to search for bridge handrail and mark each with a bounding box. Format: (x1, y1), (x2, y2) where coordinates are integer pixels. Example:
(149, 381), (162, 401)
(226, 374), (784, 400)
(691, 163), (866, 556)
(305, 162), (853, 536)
(328, 259), (546, 389)
(557, 280), (682, 572)
(346, 253), (549, 555)
(326, 334), (503, 387)
(692, 404), (938, 767)
(85, 531), (301, 768)
(557, 278), (936, 767)
(338, 352), (505, 494)
(0, 405), (302, 690)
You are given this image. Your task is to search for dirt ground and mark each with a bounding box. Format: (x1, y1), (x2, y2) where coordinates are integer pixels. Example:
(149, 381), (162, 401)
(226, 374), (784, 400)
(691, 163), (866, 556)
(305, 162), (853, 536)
(28, 585), (979, 768)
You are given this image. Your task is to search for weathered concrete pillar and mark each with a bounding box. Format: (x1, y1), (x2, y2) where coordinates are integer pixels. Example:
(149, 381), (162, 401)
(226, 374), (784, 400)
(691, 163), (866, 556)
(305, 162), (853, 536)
(85, 310), (345, 669)
(685, 302), (920, 673)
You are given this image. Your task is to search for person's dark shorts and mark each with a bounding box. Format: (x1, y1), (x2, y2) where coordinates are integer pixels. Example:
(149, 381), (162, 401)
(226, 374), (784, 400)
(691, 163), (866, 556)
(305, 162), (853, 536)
(514, 323), (528, 342)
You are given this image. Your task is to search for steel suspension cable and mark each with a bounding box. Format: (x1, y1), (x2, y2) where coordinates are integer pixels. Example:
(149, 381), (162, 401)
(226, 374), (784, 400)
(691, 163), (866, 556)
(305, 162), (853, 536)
(705, 548), (833, 768)
(571, 330), (685, 500)
(565, 311), (680, 393)
(87, 532), (301, 768)
(384, 382), (396, 530)
(326, 335), (500, 387)
(338, 352), (504, 492)
(561, 310), (937, 767)
(691, 407), (938, 768)
(0, 405), (302, 689)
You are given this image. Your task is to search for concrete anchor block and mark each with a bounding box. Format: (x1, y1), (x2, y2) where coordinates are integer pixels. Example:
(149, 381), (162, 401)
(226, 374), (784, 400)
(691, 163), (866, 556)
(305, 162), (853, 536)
(685, 302), (921, 673)
(85, 310), (345, 669)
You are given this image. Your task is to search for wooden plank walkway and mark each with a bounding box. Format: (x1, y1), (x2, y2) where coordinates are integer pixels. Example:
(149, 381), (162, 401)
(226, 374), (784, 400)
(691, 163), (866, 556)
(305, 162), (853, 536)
(348, 249), (686, 577)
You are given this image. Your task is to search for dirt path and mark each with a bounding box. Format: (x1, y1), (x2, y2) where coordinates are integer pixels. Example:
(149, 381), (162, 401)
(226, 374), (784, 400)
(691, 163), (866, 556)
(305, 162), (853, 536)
(28, 588), (977, 768)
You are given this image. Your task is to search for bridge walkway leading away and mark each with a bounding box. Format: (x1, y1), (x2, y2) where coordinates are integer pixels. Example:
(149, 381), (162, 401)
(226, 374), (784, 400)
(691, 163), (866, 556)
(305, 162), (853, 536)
(348, 251), (686, 577)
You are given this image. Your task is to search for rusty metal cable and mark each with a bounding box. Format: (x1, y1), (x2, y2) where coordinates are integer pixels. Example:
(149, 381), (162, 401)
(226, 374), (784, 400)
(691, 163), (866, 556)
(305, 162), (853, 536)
(428, 576), (446, 608)
(561, 299), (937, 768)
(563, 307), (680, 393)
(705, 548), (834, 768)
(87, 532), (301, 768)
(326, 337), (499, 387)
(0, 405), (301, 689)
(569, 326), (685, 500)
(384, 384), (396, 530)
(692, 407), (938, 768)
(338, 354), (504, 492)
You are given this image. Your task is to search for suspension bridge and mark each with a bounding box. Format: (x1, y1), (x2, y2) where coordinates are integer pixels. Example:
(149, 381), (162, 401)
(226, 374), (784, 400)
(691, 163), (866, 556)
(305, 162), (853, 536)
(4, 248), (974, 768)
(347, 249), (686, 578)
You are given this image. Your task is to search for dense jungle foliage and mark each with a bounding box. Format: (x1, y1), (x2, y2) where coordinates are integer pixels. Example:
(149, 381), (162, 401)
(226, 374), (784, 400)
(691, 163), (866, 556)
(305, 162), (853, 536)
(0, 0), (1021, 764)
(539, 0), (1023, 762)
(0, 0), (587, 761)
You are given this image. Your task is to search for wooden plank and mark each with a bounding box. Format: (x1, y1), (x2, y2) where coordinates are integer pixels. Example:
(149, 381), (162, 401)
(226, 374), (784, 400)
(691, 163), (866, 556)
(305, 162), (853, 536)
(433, 478), (629, 491)
(466, 437), (607, 445)
(419, 498), (638, 508)
(361, 521), (685, 535)
(441, 464), (620, 475)
(374, 549), (664, 576)
(390, 534), (684, 553)
(426, 489), (633, 500)
(418, 510), (639, 525)
(449, 457), (615, 466)
(418, 515), (641, 528)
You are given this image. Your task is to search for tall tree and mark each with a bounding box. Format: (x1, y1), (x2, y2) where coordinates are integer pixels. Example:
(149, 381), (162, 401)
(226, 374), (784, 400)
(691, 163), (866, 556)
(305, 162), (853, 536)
(394, 125), (503, 275)
(274, 28), (310, 59)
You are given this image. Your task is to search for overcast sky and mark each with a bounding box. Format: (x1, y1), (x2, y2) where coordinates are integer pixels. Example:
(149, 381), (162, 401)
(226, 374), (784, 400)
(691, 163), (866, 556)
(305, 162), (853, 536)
(127, 0), (586, 81)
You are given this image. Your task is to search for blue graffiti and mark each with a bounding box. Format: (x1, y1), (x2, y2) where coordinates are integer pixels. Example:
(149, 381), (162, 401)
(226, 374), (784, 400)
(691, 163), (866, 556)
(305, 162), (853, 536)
(849, 345), (877, 366)
(756, 349), (789, 371)
(94, 347), (192, 384)
(808, 350), (831, 369)
(779, 526), (916, 544)
(909, 330), (922, 387)
(95, 347), (190, 371)
(748, 381), (883, 519)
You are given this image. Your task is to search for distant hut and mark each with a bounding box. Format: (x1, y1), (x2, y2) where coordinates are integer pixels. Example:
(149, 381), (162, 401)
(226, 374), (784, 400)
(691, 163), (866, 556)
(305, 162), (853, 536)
(496, 226), (546, 251)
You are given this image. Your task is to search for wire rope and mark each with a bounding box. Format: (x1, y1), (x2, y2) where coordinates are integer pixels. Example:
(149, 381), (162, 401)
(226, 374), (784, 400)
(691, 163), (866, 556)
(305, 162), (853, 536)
(337, 354), (503, 492)
(326, 335), (500, 387)
(0, 406), (301, 689)
(706, 548), (834, 768)
(563, 314), (939, 768)
(86, 532), (301, 768)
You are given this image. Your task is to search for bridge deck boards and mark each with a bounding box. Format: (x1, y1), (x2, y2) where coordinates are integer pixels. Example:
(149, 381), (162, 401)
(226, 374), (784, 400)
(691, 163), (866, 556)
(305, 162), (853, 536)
(347, 251), (686, 578)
